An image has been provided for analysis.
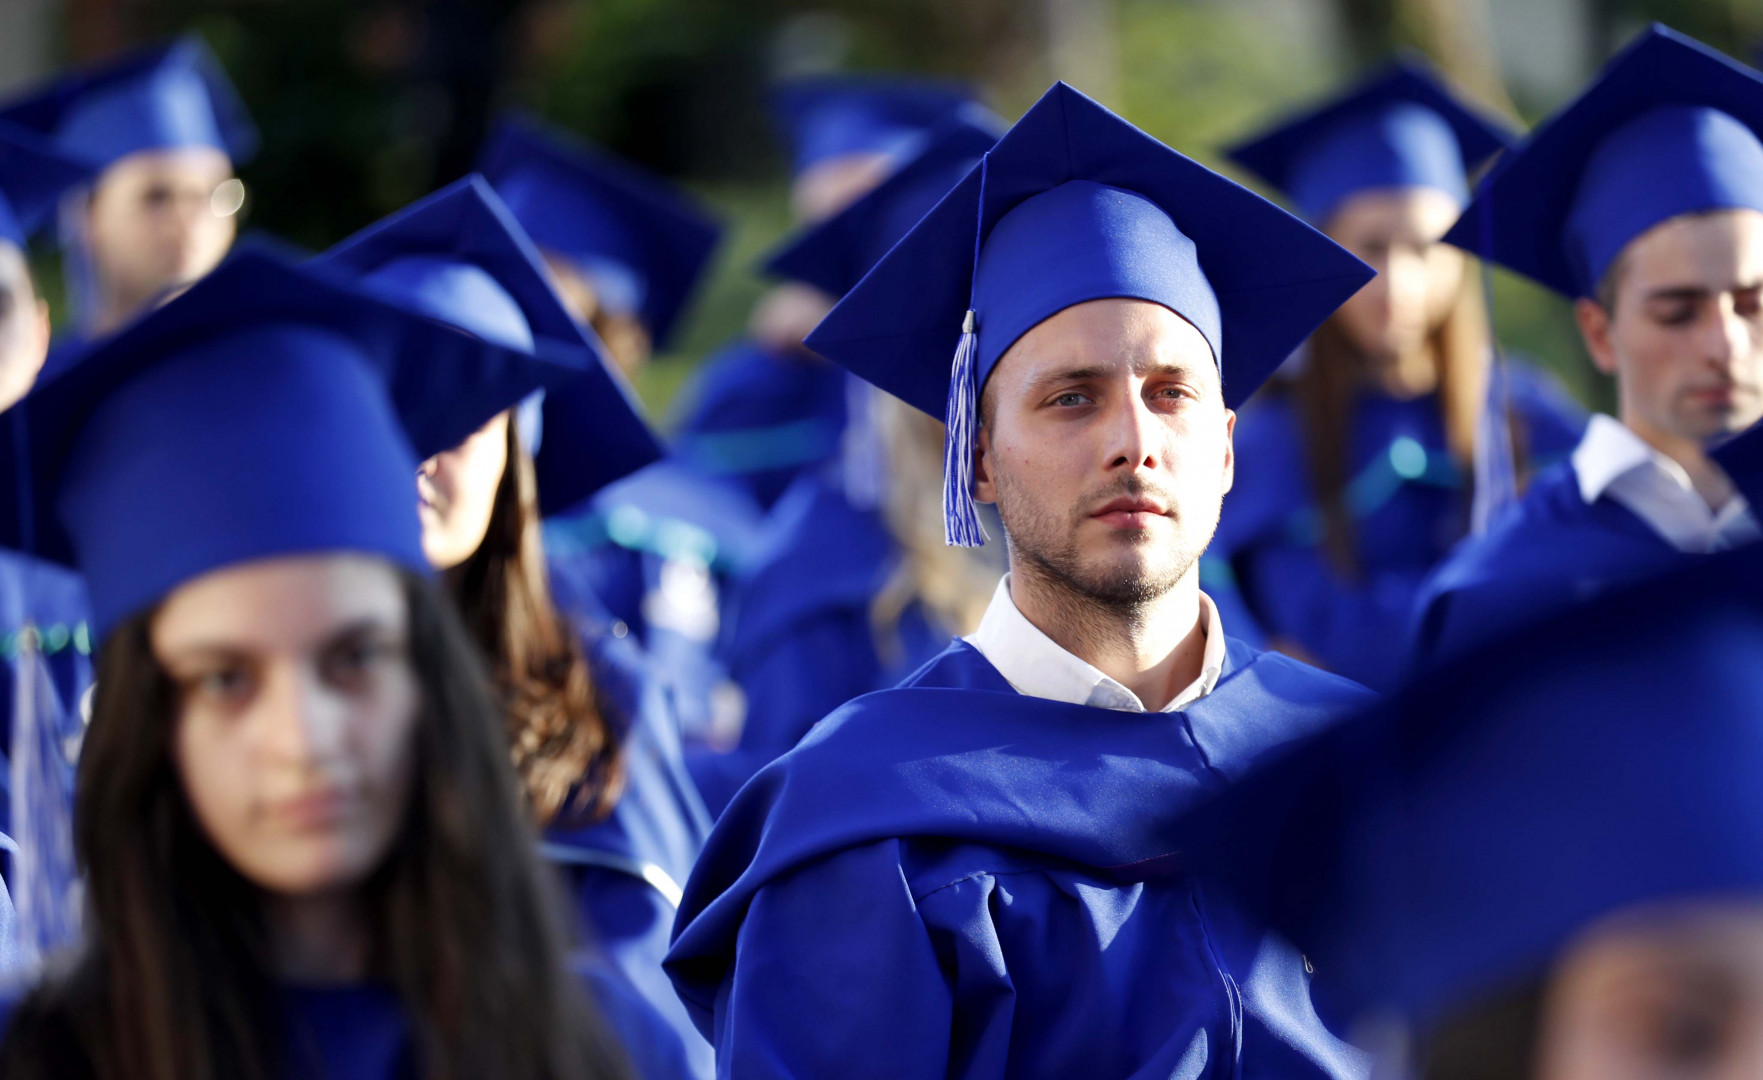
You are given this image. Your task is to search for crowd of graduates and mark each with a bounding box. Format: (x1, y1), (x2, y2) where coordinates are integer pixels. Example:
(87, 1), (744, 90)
(0, 16), (1756, 1080)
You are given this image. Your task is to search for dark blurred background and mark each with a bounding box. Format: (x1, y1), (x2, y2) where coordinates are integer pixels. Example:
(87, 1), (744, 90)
(4, 0), (1761, 414)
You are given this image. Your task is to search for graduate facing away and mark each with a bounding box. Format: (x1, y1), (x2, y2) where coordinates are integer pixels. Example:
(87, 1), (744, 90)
(666, 83), (1377, 1079)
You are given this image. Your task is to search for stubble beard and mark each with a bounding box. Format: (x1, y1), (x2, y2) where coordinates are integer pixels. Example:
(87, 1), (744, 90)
(993, 466), (1213, 633)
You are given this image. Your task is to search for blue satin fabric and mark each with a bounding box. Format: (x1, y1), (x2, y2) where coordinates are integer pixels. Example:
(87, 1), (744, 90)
(1216, 365), (1586, 690)
(1409, 456), (1702, 670)
(668, 637), (1373, 1079)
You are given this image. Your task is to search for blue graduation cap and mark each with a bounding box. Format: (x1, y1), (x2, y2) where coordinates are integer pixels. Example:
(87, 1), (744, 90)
(1226, 56), (1515, 224)
(763, 103), (1005, 297)
(312, 175), (663, 518)
(772, 74), (974, 177)
(1443, 24), (1763, 298)
(1, 247), (581, 639)
(1180, 544), (1763, 1035)
(803, 82), (1374, 546)
(0, 122), (91, 248)
(0, 36), (258, 170)
(478, 115), (722, 349)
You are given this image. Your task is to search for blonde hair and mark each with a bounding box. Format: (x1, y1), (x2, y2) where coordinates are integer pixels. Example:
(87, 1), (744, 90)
(867, 391), (1000, 665)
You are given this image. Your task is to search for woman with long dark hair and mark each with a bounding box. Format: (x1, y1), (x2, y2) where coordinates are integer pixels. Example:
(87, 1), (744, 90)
(317, 177), (715, 1078)
(0, 250), (632, 1079)
(1216, 59), (1588, 690)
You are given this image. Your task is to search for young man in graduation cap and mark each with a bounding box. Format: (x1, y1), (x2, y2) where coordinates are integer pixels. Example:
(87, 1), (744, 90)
(1181, 540), (1763, 1079)
(0, 36), (255, 337)
(670, 75), (974, 513)
(666, 83), (1377, 1078)
(1411, 26), (1763, 666)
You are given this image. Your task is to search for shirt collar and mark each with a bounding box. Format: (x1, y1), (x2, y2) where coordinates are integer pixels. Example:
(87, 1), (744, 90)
(1572, 413), (1696, 504)
(963, 574), (1227, 713)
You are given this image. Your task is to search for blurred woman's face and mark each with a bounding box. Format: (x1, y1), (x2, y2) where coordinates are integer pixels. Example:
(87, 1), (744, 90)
(1325, 187), (1466, 366)
(417, 410), (509, 570)
(153, 554), (420, 898)
(1535, 901), (1763, 1080)
(85, 147), (240, 327)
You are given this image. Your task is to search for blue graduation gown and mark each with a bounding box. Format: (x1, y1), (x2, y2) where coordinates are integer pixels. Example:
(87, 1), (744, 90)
(545, 585), (716, 1080)
(0, 551), (93, 848)
(1217, 368), (1585, 690)
(546, 460), (766, 747)
(669, 339), (848, 512)
(1408, 458), (1691, 669)
(667, 638), (1374, 1079)
(689, 471), (954, 817)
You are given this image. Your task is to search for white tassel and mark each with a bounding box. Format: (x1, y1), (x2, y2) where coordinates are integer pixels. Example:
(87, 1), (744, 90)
(942, 309), (988, 547)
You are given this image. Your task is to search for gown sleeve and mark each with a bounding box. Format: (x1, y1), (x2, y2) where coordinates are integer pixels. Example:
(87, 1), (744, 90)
(711, 839), (953, 1079)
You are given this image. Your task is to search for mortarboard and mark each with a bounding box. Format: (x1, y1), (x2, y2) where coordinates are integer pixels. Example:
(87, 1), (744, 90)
(772, 75), (973, 177)
(1442, 24), (1763, 298)
(478, 115), (722, 349)
(1225, 55), (1515, 225)
(803, 82), (1373, 546)
(1, 247), (581, 639)
(1179, 544), (1763, 1035)
(312, 175), (664, 518)
(0, 122), (91, 249)
(764, 103), (1006, 297)
(0, 35), (258, 170)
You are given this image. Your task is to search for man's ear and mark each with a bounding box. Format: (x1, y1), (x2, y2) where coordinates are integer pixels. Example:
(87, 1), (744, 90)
(972, 419), (997, 505)
(1220, 407), (1236, 496)
(1575, 297), (1619, 377)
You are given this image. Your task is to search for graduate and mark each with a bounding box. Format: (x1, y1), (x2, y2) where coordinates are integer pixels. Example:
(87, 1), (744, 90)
(0, 249), (638, 1080)
(0, 36), (255, 338)
(1215, 58), (1586, 690)
(670, 75), (974, 512)
(479, 114), (758, 750)
(313, 176), (714, 1079)
(690, 105), (1006, 815)
(666, 83), (1378, 1078)
(0, 126), (96, 856)
(1179, 545), (1763, 1079)
(1411, 25), (1763, 668)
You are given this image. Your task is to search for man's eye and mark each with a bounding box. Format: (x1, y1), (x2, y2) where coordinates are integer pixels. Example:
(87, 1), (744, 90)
(1654, 305), (1698, 327)
(1053, 392), (1091, 407)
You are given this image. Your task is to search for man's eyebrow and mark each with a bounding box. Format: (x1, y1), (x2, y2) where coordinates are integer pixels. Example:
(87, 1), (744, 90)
(1025, 365), (1109, 391)
(1640, 281), (1763, 303)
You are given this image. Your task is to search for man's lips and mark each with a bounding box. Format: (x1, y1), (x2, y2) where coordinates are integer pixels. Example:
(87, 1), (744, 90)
(1090, 496), (1169, 527)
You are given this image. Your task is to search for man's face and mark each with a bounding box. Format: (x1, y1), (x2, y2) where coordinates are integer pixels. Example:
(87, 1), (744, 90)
(1578, 209), (1763, 446)
(973, 298), (1234, 609)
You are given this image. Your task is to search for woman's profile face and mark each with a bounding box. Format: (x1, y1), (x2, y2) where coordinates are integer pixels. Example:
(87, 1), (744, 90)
(1535, 901), (1763, 1080)
(152, 554), (420, 898)
(417, 410), (510, 571)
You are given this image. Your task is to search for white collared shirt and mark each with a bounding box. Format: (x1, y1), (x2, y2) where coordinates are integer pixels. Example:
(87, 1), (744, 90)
(963, 574), (1226, 713)
(1571, 414), (1761, 554)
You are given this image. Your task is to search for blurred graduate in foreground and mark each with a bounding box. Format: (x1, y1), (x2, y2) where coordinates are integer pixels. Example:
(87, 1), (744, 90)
(0, 250), (643, 1079)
